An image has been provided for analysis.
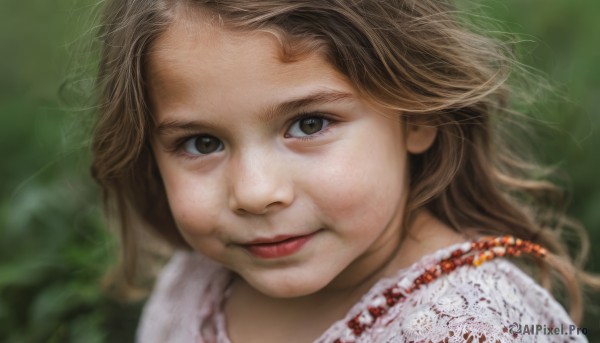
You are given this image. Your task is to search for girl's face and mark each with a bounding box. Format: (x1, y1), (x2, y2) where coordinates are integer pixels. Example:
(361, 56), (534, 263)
(148, 18), (433, 298)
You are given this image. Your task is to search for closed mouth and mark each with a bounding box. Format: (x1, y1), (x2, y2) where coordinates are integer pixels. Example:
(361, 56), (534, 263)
(242, 231), (319, 259)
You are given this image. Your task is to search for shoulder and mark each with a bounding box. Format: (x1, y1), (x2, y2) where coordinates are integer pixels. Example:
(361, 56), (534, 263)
(372, 259), (587, 343)
(135, 251), (230, 343)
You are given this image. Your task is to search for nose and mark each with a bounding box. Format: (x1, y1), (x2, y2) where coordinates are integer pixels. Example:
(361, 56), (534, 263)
(228, 148), (294, 215)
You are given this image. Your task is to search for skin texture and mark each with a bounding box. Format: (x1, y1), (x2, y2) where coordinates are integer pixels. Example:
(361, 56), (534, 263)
(148, 15), (465, 343)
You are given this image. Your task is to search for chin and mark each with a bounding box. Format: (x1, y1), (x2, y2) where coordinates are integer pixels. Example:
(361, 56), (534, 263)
(245, 273), (331, 299)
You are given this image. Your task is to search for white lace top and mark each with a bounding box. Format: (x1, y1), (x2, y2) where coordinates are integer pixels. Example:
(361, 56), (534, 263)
(136, 241), (588, 343)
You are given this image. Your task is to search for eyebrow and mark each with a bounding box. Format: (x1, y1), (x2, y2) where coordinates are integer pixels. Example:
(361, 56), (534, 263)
(154, 90), (354, 136)
(259, 89), (354, 123)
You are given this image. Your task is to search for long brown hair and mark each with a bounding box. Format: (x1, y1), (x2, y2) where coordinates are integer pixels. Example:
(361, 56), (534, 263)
(91, 0), (599, 323)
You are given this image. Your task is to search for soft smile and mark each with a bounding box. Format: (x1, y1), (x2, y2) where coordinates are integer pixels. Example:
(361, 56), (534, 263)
(242, 231), (319, 259)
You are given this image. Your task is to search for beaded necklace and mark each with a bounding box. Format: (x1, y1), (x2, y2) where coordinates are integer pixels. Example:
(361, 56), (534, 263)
(332, 235), (547, 343)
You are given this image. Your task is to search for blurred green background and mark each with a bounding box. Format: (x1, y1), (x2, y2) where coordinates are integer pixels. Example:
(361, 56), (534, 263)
(1, 0), (598, 342)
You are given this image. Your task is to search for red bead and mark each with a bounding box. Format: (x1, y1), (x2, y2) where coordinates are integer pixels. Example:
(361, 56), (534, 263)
(440, 260), (455, 273)
(423, 272), (434, 283)
(368, 306), (386, 317)
(464, 255), (474, 265)
(451, 249), (463, 258)
(452, 257), (463, 267)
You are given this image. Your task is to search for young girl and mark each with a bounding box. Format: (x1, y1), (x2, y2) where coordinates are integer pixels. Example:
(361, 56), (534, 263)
(91, 1), (598, 342)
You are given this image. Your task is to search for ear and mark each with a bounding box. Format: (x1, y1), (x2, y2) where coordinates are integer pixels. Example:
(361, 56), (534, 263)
(406, 121), (437, 154)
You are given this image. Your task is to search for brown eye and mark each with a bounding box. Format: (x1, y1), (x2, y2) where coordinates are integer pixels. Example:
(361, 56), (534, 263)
(299, 118), (324, 135)
(183, 135), (224, 155)
(287, 117), (330, 138)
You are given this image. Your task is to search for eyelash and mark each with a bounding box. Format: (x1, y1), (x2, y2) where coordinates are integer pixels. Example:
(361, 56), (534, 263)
(169, 112), (336, 158)
(285, 112), (334, 140)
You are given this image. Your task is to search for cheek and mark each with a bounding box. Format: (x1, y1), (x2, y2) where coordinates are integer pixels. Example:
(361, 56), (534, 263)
(306, 135), (407, 228)
(159, 167), (223, 238)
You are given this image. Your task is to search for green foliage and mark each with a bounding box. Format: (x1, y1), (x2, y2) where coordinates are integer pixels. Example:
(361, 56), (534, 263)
(0, 1), (143, 342)
(0, 0), (598, 342)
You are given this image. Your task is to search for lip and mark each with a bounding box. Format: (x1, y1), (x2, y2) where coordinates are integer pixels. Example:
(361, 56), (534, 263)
(242, 231), (318, 259)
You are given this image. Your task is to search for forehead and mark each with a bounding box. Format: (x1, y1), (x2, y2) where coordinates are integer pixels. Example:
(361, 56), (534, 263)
(150, 14), (272, 72)
(145, 14), (354, 115)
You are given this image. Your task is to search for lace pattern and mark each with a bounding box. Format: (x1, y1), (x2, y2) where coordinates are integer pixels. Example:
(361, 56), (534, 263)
(136, 241), (588, 343)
